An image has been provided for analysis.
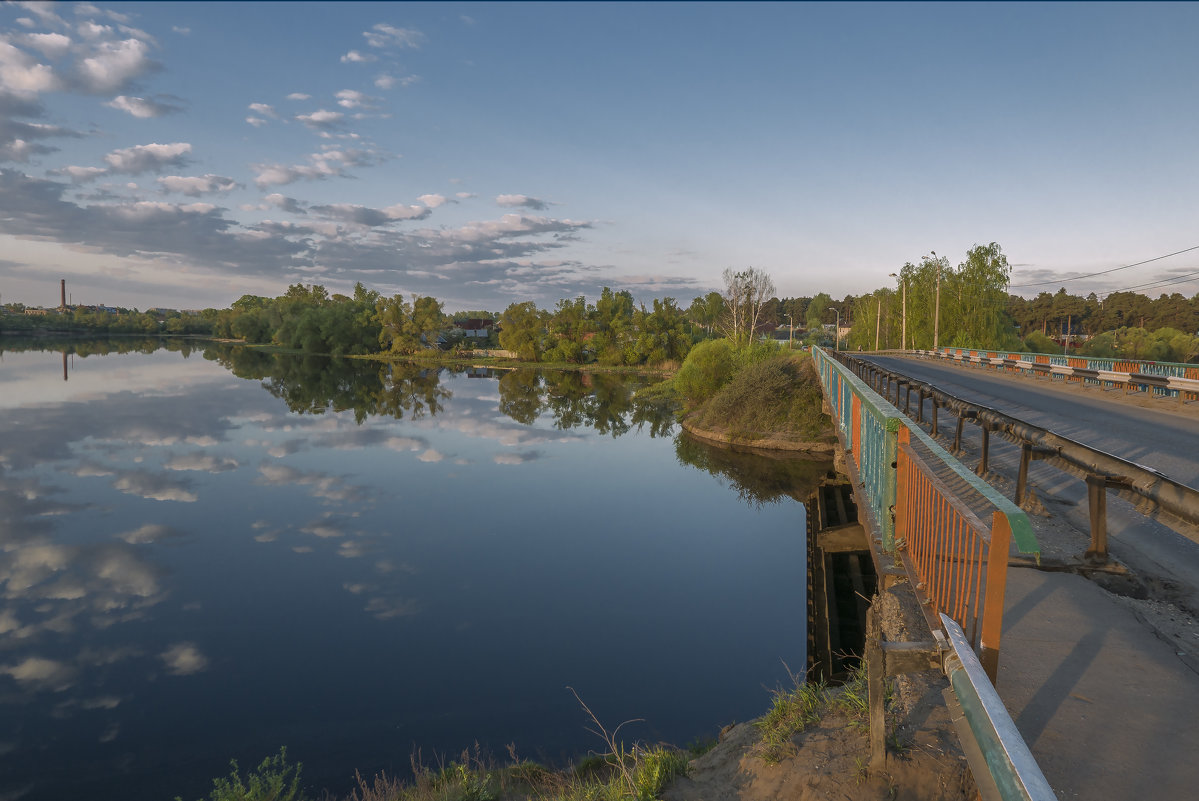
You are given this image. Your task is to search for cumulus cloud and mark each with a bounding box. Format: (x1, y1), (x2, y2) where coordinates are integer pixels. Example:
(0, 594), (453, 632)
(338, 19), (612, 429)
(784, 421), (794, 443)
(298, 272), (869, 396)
(363, 23), (423, 49)
(419, 193), (449, 208)
(286, 92), (310, 100)
(335, 89), (375, 109)
(251, 147), (381, 187)
(248, 102), (278, 118)
(0, 38), (60, 94)
(105, 94), (182, 118)
(417, 449), (444, 463)
(496, 194), (550, 211)
(295, 109), (344, 131)
(103, 141), (192, 174)
(76, 37), (159, 94)
(374, 73), (418, 90)
(340, 49), (376, 63)
(160, 642), (207, 675)
(157, 174), (239, 197)
(308, 201), (430, 227)
(20, 32), (73, 59)
(263, 193), (306, 214)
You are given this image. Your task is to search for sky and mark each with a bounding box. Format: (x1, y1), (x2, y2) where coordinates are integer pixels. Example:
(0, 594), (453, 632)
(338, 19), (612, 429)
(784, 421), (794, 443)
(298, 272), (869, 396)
(2, 1), (1199, 313)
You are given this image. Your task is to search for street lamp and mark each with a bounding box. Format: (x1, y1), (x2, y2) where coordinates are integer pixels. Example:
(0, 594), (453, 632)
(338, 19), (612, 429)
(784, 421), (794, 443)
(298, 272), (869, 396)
(785, 313), (794, 350)
(890, 272), (906, 351)
(828, 307), (839, 351)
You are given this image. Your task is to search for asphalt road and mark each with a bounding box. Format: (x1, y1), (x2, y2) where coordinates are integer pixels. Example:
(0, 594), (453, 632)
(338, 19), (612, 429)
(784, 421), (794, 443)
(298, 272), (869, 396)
(861, 353), (1199, 608)
(863, 354), (1199, 486)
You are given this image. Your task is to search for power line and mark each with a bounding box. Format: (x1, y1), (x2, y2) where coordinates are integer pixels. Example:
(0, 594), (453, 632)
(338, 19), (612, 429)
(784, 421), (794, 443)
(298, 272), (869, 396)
(1096, 268), (1199, 298)
(1008, 244), (1199, 289)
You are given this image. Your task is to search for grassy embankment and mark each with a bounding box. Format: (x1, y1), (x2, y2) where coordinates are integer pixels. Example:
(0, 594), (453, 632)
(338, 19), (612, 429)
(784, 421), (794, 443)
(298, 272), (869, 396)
(641, 340), (835, 452)
(181, 669), (873, 801)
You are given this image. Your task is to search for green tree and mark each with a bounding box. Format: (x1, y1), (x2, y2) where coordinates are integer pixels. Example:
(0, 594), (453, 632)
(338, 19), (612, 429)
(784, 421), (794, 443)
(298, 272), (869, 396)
(499, 301), (546, 361)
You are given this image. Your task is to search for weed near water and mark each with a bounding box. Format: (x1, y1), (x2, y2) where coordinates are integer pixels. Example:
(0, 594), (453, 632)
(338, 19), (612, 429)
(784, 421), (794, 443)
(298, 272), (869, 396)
(755, 665), (829, 764)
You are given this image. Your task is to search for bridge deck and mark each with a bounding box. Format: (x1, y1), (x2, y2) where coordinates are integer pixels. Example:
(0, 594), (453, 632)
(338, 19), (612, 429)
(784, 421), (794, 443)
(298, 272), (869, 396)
(997, 566), (1199, 799)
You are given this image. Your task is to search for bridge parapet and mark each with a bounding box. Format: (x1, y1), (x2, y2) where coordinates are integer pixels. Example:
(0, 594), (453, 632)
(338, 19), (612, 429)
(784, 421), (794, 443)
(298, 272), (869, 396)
(813, 346), (1054, 799)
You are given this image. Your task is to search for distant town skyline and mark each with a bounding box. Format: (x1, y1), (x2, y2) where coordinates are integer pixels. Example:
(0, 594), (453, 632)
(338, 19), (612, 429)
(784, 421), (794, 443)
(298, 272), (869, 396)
(3, 1), (1199, 312)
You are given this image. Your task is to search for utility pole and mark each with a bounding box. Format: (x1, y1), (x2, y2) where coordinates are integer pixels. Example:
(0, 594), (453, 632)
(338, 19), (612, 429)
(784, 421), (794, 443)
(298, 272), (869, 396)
(932, 250), (941, 351)
(786, 313), (794, 350)
(875, 298), (881, 351)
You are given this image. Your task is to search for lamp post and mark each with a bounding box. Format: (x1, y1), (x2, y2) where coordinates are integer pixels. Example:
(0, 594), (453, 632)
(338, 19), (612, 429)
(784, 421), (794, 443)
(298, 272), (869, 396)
(932, 250), (941, 351)
(829, 306), (840, 351)
(785, 313), (794, 350)
(890, 272), (906, 351)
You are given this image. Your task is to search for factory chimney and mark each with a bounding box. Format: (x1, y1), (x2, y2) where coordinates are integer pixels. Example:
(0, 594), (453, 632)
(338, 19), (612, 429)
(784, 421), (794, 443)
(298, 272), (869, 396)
(60, 279), (66, 309)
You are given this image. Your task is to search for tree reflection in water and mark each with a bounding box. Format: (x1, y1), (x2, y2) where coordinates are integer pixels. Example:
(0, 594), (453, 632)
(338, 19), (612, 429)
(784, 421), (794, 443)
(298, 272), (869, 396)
(674, 433), (834, 507)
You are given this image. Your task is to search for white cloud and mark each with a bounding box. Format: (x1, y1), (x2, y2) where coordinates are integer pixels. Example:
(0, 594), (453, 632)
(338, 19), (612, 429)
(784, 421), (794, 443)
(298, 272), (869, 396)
(0, 39), (60, 94)
(374, 73), (419, 90)
(246, 116), (267, 127)
(363, 23), (423, 49)
(76, 37), (157, 93)
(157, 174), (239, 197)
(497, 194), (551, 211)
(172, 26), (191, 35)
(252, 147), (380, 187)
(335, 89), (374, 109)
(286, 92), (310, 100)
(20, 32), (73, 59)
(419, 193), (448, 208)
(295, 109), (344, 130)
(105, 94), (181, 118)
(60, 165), (107, 182)
(103, 142), (192, 174)
(417, 449), (444, 462)
(248, 102), (278, 118)
(340, 50), (376, 63)
(160, 642), (207, 675)
(456, 192), (477, 199)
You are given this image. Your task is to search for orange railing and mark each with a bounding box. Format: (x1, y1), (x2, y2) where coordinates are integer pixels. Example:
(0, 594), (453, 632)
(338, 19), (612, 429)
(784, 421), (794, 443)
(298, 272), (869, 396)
(894, 427), (1011, 682)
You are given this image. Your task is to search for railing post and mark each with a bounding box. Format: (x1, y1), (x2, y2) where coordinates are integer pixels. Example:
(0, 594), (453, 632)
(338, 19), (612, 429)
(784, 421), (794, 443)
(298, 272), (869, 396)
(980, 512), (1012, 684)
(976, 424), (990, 477)
(1016, 443), (1032, 507)
(866, 604), (887, 771)
(882, 420), (902, 551)
(1085, 474), (1108, 564)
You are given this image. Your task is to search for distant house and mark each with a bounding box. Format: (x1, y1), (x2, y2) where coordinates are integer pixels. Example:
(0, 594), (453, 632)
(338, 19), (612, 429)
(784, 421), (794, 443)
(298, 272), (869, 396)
(454, 318), (495, 338)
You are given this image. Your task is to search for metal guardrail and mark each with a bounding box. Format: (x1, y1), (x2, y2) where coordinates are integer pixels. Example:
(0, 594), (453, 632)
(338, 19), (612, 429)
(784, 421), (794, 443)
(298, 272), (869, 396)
(940, 614), (1057, 801)
(813, 346), (1050, 799)
(928, 347), (1199, 399)
(844, 350), (1199, 560)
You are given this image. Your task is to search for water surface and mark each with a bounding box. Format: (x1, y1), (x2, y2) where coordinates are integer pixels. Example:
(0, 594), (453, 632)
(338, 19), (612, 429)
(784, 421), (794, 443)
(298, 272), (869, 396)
(0, 342), (829, 800)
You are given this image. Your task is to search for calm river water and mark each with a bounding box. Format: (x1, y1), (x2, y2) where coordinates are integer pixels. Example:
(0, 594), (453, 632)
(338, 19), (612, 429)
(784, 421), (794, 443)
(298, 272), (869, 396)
(0, 340), (831, 800)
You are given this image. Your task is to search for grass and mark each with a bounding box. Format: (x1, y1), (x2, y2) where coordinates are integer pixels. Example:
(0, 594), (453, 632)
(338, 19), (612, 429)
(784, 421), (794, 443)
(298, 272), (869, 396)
(182, 694), (692, 801)
(755, 665), (830, 764)
(683, 353), (832, 445)
(753, 661), (879, 765)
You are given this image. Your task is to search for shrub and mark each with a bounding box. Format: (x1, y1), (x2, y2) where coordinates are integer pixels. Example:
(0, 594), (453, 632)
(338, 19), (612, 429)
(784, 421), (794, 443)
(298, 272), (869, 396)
(672, 339), (738, 405)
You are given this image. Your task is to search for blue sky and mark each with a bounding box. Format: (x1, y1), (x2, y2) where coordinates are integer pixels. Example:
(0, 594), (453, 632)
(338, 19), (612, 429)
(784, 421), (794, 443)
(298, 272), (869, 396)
(2, 1), (1198, 312)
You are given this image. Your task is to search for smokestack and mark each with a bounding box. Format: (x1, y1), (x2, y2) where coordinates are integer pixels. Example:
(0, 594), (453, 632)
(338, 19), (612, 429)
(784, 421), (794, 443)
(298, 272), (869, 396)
(60, 279), (66, 309)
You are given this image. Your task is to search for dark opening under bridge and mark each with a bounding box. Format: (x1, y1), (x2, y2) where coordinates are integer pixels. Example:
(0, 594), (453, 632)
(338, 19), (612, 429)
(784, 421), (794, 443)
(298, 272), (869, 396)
(812, 345), (1199, 801)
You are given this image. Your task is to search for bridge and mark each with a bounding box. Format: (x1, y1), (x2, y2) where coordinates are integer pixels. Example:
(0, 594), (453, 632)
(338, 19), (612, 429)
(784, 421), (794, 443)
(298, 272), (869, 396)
(812, 345), (1199, 801)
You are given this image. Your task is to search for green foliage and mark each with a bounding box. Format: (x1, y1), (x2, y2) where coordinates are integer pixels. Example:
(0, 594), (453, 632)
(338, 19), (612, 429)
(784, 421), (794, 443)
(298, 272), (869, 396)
(1022, 330), (1062, 354)
(687, 354), (829, 443)
(499, 301), (546, 361)
(671, 338), (738, 405)
(179, 748), (307, 801)
(756, 673), (828, 765)
(1079, 326), (1199, 362)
